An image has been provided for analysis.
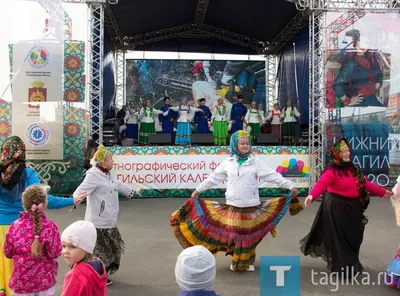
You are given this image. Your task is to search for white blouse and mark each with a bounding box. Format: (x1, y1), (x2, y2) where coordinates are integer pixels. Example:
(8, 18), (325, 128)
(211, 105), (229, 122)
(169, 105), (202, 123)
(139, 107), (163, 123)
(282, 106), (300, 123)
(266, 110), (282, 125)
(124, 109), (139, 124)
(245, 108), (265, 124)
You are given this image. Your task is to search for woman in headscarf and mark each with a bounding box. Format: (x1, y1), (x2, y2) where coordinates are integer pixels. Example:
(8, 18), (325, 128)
(72, 144), (141, 285)
(168, 98), (204, 146)
(281, 98), (301, 145)
(0, 136), (85, 296)
(300, 138), (392, 278)
(170, 130), (302, 272)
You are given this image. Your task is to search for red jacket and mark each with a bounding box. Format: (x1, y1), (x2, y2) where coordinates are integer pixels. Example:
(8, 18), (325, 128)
(62, 259), (107, 296)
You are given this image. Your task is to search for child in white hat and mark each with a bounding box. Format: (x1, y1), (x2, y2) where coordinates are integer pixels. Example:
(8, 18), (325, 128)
(61, 220), (107, 296)
(175, 245), (220, 296)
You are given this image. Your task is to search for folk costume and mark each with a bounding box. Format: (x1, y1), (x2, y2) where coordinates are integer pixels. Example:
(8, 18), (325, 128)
(73, 145), (138, 278)
(244, 104), (264, 142)
(266, 108), (282, 139)
(210, 99), (230, 145)
(169, 103), (202, 145)
(124, 106), (139, 143)
(230, 98), (247, 134)
(159, 97), (177, 134)
(282, 104), (300, 145)
(138, 103), (164, 144)
(300, 138), (387, 277)
(170, 130), (303, 272)
(0, 136), (74, 296)
(194, 99), (212, 134)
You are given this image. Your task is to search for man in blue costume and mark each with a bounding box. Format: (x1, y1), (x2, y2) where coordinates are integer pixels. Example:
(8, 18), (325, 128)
(194, 98), (212, 133)
(230, 95), (247, 134)
(159, 97), (177, 137)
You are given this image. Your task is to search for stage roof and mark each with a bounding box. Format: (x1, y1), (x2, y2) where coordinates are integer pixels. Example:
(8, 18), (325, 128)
(105, 0), (309, 55)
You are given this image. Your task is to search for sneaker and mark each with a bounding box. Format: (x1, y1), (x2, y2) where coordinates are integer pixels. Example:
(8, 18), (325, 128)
(246, 265), (255, 272)
(107, 279), (113, 286)
(229, 264), (235, 272)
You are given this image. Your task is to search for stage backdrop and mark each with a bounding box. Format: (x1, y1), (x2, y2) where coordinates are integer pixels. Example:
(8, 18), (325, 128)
(125, 59), (266, 114)
(109, 146), (310, 198)
(325, 12), (400, 187)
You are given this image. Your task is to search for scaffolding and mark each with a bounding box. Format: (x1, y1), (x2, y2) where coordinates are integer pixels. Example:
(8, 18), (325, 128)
(85, 0), (400, 186)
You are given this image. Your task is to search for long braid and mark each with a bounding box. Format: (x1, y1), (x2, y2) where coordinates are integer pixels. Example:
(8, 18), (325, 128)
(22, 185), (47, 257)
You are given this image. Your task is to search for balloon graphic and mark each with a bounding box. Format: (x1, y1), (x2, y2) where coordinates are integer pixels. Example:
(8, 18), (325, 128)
(282, 159), (289, 168)
(297, 160), (304, 173)
(289, 158), (297, 169)
(276, 166), (284, 174)
(303, 166), (309, 174)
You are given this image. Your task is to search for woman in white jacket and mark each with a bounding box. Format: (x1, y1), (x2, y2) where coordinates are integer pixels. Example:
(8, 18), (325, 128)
(170, 130), (302, 272)
(73, 144), (141, 285)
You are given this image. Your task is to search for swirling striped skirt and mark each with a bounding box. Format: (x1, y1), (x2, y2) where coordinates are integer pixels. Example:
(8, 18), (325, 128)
(170, 195), (302, 271)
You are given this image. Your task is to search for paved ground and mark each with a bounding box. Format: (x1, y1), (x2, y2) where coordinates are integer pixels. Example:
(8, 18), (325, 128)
(47, 197), (400, 296)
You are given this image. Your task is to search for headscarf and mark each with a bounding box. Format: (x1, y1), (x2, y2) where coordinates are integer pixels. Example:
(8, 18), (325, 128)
(0, 136), (27, 191)
(93, 144), (108, 164)
(326, 137), (369, 209)
(230, 130), (252, 160)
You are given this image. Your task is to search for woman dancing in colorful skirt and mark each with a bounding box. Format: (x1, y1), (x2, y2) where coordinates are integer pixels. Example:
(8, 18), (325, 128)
(170, 130), (303, 272)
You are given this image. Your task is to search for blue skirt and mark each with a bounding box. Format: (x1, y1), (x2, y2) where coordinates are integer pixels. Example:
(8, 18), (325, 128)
(126, 123), (138, 140)
(175, 122), (191, 145)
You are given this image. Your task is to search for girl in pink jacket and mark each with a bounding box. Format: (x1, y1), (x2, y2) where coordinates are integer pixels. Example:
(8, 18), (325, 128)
(3, 185), (62, 296)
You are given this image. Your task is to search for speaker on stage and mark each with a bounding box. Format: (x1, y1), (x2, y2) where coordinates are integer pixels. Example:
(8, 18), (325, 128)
(256, 133), (280, 145)
(191, 134), (214, 145)
(148, 133), (172, 145)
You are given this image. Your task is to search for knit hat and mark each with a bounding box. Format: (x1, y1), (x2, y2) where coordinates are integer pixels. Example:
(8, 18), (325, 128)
(61, 220), (97, 254)
(175, 245), (216, 291)
(94, 144), (108, 164)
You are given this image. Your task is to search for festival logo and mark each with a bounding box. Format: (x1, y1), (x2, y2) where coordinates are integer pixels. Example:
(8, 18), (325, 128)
(276, 158), (309, 177)
(27, 46), (50, 68)
(28, 81), (47, 109)
(25, 123), (50, 147)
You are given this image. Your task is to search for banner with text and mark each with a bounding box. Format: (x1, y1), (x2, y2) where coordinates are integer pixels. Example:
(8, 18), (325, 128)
(325, 12), (400, 186)
(111, 154), (310, 190)
(11, 40), (64, 159)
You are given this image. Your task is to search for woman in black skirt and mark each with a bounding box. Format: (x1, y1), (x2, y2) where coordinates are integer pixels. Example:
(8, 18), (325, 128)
(300, 138), (392, 277)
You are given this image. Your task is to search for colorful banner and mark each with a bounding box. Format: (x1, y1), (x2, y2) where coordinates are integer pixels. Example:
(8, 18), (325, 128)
(11, 40), (64, 160)
(125, 60), (266, 114)
(109, 146), (310, 190)
(324, 12), (400, 186)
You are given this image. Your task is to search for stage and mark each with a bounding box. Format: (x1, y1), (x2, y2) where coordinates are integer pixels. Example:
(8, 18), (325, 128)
(108, 145), (310, 198)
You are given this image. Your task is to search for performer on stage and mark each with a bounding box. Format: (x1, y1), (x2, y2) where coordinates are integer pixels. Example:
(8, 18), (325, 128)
(158, 97), (177, 135)
(0, 136), (84, 296)
(230, 95), (247, 134)
(266, 103), (282, 139)
(300, 138), (392, 278)
(138, 100), (165, 145)
(282, 98), (300, 145)
(170, 130), (302, 272)
(194, 98), (212, 133)
(168, 99), (204, 146)
(244, 101), (264, 142)
(210, 98), (230, 145)
(72, 144), (141, 285)
(124, 101), (139, 144)
(259, 104), (268, 134)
